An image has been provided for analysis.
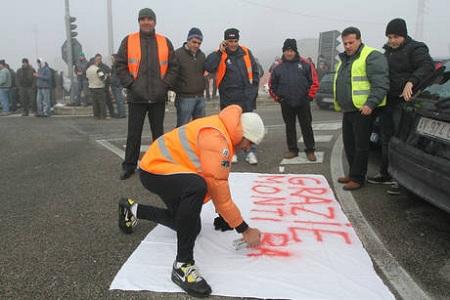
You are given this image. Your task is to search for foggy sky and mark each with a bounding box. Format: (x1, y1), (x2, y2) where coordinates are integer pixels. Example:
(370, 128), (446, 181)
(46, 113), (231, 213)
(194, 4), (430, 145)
(1, 0), (449, 71)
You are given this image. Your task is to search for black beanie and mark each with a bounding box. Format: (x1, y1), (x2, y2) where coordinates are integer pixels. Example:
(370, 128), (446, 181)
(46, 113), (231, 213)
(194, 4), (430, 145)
(224, 28), (240, 40)
(187, 27), (203, 41)
(386, 18), (408, 37)
(138, 8), (156, 22)
(282, 38), (298, 53)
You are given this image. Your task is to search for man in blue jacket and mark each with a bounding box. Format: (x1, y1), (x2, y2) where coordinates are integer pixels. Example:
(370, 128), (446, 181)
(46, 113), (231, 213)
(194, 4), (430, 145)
(205, 28), (260, 165)
(34, 59), (52, 117)
(269, 39), (319, 161)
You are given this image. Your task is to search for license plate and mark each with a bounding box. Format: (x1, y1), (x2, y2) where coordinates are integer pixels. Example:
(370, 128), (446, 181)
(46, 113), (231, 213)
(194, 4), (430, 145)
(416, 117), (450, 142)
(322, 97), (333, 103)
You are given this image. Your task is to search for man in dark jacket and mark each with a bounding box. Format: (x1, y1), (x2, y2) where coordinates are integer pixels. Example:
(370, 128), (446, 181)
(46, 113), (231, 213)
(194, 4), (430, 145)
(115, 8), (178, 180)
(367, 18), (434, 195)
(16, 58), (36, 116)
(174, 27), (206, 127)
(270, 39), (320, 161)
(205, 28), (260, 164)
(334, 27), (389, 191)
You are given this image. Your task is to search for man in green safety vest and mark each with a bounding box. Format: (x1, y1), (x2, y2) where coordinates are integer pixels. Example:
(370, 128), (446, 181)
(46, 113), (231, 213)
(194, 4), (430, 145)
(333, 26), (389, 191)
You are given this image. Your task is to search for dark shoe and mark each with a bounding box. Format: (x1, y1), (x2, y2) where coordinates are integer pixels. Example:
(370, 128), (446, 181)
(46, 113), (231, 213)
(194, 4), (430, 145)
(118, 198), (138, 234)
(171, 261), (212, 298)
(120, 168), (135, 180)
(338, 176), (351, 184)
(343, 181), (362, 191)
(367, 174), (395, 185)
(387, 182), (401, 195)
(284, 151), (298, 159)
(306, 151), (317, 161)
(21, 112), (29, 116)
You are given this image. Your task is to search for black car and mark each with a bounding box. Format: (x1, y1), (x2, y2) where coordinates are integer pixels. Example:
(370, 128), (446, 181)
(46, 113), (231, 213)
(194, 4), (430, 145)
(389, 62), (450, 213)
(315, 72), (335, 110)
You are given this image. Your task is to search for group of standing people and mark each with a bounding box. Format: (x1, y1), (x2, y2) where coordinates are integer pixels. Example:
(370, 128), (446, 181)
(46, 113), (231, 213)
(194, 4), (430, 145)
(333, 19), (434, 193)
(73, 52), (127, 120)
(0, 58), (57, 117)
(114, 6), (435, 298)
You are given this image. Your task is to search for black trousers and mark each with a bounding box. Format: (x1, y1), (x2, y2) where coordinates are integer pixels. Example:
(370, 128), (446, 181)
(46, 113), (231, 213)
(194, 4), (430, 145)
(122, 102), (165, 171)
(138, 171), (206, 263)
(379, 102), (403, 176)
(19, 87), (34, 114)
(280, 101), (315, 153)
(104, 85), (116, 117)
(342, 111), (376, 183)
(90, 88), (106, 119)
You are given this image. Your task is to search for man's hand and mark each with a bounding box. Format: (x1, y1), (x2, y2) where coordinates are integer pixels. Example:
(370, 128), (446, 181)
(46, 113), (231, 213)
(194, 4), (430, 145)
(401, 81), (414, 101)
(213, 215), (232, 232)
(360, 105), (373, 116)
(242, 227), (261, 247)
(219, 40), (228, 52)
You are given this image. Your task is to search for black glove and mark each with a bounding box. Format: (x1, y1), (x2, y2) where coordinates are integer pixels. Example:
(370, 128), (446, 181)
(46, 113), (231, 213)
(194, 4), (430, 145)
(213, 215), (232, 232)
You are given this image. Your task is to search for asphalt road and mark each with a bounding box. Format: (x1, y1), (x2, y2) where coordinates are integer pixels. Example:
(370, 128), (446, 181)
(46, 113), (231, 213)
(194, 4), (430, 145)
(0, 99), (449, 299)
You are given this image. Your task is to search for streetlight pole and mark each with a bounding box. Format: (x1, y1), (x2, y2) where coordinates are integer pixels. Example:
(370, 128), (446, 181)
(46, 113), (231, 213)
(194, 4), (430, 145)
(64, 0), (74, 104)
(107, 0), (114, 61)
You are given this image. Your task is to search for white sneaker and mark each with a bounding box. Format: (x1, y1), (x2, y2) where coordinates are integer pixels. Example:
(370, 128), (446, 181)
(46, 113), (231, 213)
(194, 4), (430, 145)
(246, 152), (258, 165)
(231, 154), (238, 164)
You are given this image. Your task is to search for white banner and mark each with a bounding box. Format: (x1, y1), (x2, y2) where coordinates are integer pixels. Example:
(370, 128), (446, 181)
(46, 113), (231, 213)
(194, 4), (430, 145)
(111, 173), (394, 300)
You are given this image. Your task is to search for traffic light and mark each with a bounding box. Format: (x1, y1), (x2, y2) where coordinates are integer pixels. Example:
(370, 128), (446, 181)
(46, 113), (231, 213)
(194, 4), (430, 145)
(318, 30), (340, 71)
(68, 16), (77, 37)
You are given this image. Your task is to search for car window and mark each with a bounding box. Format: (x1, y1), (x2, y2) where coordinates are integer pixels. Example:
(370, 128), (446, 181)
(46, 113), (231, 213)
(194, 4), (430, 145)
(421, 79), (450, 101)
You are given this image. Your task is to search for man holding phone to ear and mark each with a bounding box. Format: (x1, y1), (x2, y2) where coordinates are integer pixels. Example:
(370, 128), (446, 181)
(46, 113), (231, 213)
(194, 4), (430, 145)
(205, 28), (260, 165)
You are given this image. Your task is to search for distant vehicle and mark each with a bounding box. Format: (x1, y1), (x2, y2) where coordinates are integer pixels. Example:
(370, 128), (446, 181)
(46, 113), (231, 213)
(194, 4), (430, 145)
(389, 62), (450, 213)
(315, 72), (335, 110)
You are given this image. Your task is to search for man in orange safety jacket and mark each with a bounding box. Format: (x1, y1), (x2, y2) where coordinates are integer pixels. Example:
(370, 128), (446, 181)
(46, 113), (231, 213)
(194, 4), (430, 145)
(118, 104), (265, 297)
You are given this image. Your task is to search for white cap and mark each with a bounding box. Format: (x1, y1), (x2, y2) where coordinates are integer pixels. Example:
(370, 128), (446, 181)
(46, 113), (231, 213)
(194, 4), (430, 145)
(240, 112), (265, 145)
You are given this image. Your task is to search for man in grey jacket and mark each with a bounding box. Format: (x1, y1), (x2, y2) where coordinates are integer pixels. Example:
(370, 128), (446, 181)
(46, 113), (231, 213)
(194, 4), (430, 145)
(34, 59), (52, 117)
(174, 27), (206, 127)
(0, 59), (12, 115)
(334, 27), (389, 190)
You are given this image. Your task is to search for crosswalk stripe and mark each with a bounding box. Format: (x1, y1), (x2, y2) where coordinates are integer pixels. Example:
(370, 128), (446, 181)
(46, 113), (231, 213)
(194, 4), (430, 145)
(312, 122), (341, 130)
(299, 135), (333, 143)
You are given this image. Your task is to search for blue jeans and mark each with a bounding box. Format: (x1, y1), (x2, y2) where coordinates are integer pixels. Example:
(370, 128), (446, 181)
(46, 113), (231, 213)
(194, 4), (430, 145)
(112, 86), (126, 117)
(175, 96), (206, 127)
(0, 88), (10, 113)
(36, 88), (51, 116)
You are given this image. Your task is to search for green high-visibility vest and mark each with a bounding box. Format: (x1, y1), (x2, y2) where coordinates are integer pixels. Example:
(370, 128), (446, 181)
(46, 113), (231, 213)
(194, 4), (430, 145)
(333, 45), (386, 111)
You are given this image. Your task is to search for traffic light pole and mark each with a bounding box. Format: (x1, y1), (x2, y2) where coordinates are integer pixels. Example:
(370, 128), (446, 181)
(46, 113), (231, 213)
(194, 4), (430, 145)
(64, 0), (74, 104)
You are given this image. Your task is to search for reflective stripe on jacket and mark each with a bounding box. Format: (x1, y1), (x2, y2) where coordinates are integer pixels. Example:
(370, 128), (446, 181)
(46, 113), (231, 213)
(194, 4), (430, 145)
(127, 32), (169, 79)
(333, 45), (387, 111)
(139, 105), (245, 228)
(216, 46), (253, 88)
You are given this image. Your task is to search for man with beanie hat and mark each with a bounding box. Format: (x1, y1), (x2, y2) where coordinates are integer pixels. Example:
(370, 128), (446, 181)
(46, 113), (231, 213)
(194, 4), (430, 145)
(334, 27), (389, 191)
(367, 18), (434, 195)
(205, 28), (260, 165)
(269, 38), (320, 161)
(16, 58), (36, 116)
(173, 27), (206, 127)
(115, 8), (178, 180)
(118, 105), (264, 298)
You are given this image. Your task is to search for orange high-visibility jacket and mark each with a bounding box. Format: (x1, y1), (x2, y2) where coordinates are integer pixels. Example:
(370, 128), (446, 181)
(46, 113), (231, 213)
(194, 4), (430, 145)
(216, 46), (253, 88)
(127, 32), (169, 79)
(140, 105), (245, 228)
